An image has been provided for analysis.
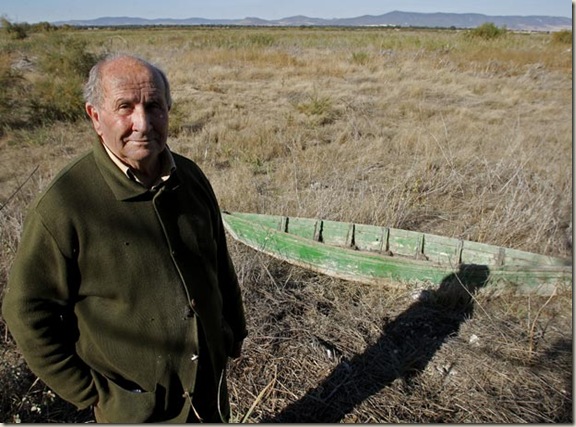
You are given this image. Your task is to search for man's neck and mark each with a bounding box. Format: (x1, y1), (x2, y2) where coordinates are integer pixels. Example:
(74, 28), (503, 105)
(101, 143), (175, 189)
(130, 161), (163, 188)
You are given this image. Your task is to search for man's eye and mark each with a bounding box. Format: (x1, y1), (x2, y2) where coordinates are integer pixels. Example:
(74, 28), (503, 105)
(117, 105), (133, 114)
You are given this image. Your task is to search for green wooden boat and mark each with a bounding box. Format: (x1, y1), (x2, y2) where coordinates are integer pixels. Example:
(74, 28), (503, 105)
(222, 211), (572, 295)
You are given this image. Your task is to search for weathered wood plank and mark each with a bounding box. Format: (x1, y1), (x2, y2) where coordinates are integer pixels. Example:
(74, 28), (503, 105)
(222, 212), (572, 295)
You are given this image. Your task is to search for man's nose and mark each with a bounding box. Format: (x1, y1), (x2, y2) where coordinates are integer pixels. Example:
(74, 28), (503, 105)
(132, 106), (152, 132)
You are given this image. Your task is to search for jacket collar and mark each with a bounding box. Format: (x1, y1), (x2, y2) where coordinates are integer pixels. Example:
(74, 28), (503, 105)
(101, 142), (176, 188)
(93, 140), (178, 201)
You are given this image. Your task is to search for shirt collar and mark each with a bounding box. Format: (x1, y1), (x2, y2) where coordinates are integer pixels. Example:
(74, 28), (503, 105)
(102, 143), (176, 188)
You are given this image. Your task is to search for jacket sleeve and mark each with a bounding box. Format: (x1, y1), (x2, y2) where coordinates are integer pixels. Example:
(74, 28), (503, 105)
(216, 216), (248, 344)
(2, 209), (98, 410)
(175, 155), (248, 345)
(197, 166), (248, 344)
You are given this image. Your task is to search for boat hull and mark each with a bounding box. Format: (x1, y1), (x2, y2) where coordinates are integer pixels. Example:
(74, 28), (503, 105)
(222, 212), (572, 295)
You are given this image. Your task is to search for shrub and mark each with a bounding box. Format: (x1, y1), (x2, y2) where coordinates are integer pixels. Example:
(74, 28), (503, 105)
(30, 22), (58, 33)
(551, 30), (572, 44)
(466, 22), (507, 40)
(0, 52), (30, 133)
(1, 17), (28, 40)
(29, 35), (101, 124)
(246, 33), (276, 47)
(0, 33), (102, 129)
(351, 51), (370, 65)
(29, 76), (87, 123)
(297, 93), (333, 116)
(36, 35), (98, 79)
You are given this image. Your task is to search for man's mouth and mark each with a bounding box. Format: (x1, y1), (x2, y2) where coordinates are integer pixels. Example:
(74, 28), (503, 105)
(128, 139), (153, 144)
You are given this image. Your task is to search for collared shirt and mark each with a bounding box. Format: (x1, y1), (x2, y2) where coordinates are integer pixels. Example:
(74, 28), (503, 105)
(102, 143), (176, 189)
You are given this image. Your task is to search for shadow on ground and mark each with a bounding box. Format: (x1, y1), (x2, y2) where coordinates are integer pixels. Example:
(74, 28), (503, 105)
(262, 264), (490, 423)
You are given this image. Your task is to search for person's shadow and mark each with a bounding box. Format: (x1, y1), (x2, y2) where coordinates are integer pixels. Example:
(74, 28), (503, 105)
(262, 264), (490, 423)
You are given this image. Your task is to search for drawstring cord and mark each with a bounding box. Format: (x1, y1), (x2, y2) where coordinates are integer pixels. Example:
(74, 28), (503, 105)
(183, 367), (227, 423)
(183, 391), (204, 422)
(216, 367), (226, 422)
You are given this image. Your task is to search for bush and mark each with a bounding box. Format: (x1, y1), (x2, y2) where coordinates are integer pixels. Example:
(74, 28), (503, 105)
(351, 51), (370, 66)
(246, 33), (276, 47)
(1, 17), (28, 40)
(0, 52), (30, 133)
(0, 34), (102, 127)
(29, 75), (87, 123)
(28, 36), (101, 123)
(551, 30), (572, 44)
(466, 22), (507, 40)
(36, 35), (97, 77)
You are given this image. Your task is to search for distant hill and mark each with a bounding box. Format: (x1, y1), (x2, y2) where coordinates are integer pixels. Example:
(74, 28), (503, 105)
(54, 10), (571, 32)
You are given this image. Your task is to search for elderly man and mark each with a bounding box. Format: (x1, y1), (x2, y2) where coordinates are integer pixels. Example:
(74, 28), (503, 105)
(2, 54), (247, 423)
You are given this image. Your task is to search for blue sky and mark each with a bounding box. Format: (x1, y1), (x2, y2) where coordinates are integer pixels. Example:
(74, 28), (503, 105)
(1, 0), (572, 23)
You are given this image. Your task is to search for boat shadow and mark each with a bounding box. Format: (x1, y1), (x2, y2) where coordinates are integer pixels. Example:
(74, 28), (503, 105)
(262, 264), (490, 423)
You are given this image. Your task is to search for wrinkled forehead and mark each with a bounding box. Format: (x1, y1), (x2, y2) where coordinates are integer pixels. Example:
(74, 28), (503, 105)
(101, 58), (166, 97)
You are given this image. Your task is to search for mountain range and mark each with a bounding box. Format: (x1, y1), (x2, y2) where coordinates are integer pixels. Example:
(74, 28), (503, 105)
(54, 11), (571, 32)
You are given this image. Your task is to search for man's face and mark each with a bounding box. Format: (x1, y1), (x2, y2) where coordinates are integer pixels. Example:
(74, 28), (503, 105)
(86, 59), (170, 171)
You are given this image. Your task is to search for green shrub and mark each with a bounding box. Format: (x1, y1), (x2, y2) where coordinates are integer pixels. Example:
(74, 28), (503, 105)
(30, 21), (58, 33)
(29, 35), (101, 124)
(297, 93), (333, 116)
(36, 35), (98, 79)
(0, 54), (28, 133)
(29, 75), (87, 123)
(246, 33), (276, 47)
(1, 17), (28, 40)
(551, 30), (572, 44)
(351, 51), (370, 65)
(466, 22), (507, 40)
(0, 33), (102, 130)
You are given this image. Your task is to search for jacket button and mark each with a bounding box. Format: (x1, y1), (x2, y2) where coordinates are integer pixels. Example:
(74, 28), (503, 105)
(183, 306), (195, 319)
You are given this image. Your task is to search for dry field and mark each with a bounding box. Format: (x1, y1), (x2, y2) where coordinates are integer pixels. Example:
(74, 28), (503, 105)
(0, 26), (572, 422)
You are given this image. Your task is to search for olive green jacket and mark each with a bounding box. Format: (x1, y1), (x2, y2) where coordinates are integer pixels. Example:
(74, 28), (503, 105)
(2, 141), (247, 423)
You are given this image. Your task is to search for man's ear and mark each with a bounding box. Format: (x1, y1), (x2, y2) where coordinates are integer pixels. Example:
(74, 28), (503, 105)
(85, 103), (102, 135)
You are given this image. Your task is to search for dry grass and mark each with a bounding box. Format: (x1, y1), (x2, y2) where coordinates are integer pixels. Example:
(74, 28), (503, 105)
(227, 248), (572, 423)
(0, 26), (572, 422)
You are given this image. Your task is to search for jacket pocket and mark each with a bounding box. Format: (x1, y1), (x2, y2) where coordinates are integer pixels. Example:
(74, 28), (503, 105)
(92, 371), (157, 423)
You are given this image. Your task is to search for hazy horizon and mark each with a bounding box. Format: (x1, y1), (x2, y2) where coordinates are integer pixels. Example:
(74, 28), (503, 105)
(1, 0), (572, 24)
